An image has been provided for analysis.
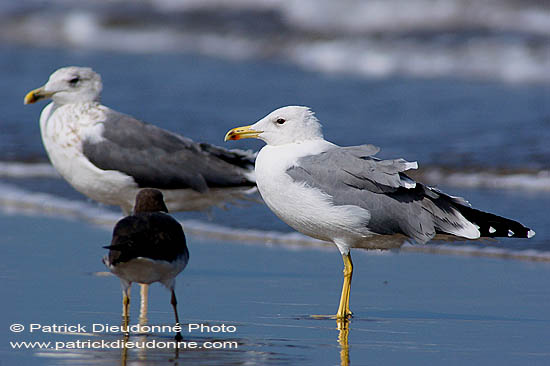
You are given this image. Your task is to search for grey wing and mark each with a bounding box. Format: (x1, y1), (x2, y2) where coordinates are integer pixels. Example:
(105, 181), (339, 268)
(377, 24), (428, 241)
(287, 145), (418, 196)
(286, 145), (455, 243)
(82, 109), (256, 192)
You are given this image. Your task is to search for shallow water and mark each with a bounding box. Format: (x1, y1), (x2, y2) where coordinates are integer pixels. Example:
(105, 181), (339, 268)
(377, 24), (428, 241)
(2, 212), (550, 365)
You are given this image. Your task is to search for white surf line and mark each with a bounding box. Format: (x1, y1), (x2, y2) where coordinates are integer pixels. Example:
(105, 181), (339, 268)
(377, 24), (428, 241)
(0, 182), (547, 262)
(2, 161), (550, 192)
(0, 161), (60, 178)
(417, 167), (550, 191)
(401, 243), (550, 262)
(0, 182), (119, 228)
(0, 182), (324, 247)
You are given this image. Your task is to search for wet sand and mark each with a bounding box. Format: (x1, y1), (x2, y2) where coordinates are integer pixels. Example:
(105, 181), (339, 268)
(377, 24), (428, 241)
(1, 211), (550, 365)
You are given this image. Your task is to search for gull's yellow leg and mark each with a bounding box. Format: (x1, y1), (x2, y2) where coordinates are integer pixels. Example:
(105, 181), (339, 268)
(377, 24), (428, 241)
(336, 253), (353, 320)
(343, 253), (353, 316)
(139, 284), (149, 322)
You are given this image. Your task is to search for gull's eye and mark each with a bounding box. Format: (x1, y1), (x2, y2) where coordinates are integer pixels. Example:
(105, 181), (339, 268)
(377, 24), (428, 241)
(68, 77), (80, 86)
(276, 118), (286, 125)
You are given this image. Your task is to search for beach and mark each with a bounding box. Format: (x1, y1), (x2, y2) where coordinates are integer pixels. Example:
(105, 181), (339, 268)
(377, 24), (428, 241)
(1, 210), (549, 365)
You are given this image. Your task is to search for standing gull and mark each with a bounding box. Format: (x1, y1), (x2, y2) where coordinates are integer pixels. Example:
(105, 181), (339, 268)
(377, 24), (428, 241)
(103, 189), (189, 341)
(24, 66), (255, 316)
(24, 66), (256, 214)
(225, 106), (535, 322)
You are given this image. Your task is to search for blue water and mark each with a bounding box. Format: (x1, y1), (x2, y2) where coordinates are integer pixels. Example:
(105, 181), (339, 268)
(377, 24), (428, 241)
(4, 45), (550, 168)
(1, 212), (550, 366)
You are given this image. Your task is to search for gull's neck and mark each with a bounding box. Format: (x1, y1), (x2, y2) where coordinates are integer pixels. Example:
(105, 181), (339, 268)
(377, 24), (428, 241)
(273, 138), (335, 156)
(257, 138), (335, 171)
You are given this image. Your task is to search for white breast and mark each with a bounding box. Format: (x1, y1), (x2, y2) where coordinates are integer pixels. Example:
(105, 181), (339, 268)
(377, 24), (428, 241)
(39, 102), (137, 208)
(255, 140), (373, 252)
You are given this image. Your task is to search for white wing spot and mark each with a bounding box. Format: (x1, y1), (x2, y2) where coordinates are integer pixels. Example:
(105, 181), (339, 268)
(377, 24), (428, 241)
(489, 226), (496, 234)
(508, 229), (514, 237)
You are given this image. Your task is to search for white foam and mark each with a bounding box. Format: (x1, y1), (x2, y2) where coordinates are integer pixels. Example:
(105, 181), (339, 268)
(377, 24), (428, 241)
(63, 11), (100, 46)
(155, 0), (550, 36)
(0, 182), (321, 247)
(0, 162), (60, 178)
(0, 182), (119, 228)
(289, 38), (550, 83)
(402, 244), (550, 262)
(7, 161), (548, 195)
(420, 168), (550, 191)
(4, 0), (550, 83)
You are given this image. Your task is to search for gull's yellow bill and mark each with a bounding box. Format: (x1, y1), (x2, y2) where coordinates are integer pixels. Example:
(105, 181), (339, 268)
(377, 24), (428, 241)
(224, 125), (262, 141)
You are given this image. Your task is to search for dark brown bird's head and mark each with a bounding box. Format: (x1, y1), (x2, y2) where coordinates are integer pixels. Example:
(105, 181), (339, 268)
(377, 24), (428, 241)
(133, 189), (169, 214)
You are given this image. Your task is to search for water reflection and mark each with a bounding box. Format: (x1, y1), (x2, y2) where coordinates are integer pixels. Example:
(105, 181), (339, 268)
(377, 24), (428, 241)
(337, 319), (350, 366)
(36, 331), (254, 365)
(120, 333), (129, 366)
(118, 332), (181, 366)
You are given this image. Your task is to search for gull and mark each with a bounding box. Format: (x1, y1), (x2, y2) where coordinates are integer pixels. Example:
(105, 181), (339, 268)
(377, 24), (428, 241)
(24, 66), (256, 214)
(24, 66), (255, 316)
(103, 189), (189, 341)
(225, 106), (535, 323)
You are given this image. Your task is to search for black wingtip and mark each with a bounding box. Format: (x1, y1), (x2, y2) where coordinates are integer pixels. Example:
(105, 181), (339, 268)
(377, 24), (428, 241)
(477, 222), (535, 239)
(453, 204), (535, 240)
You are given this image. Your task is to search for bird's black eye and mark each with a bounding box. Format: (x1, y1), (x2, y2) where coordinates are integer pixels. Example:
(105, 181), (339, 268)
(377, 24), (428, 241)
(68, 77), (80, 86)
(276, 118), (286, 125)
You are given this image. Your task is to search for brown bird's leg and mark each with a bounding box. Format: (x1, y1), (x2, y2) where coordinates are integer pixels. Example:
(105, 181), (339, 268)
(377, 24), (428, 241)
(171, 289), (183, 341)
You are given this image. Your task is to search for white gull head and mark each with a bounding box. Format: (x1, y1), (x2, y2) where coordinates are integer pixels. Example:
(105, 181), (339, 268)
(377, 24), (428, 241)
(247, 106), (324, 146)
(25, 66), (102, 105)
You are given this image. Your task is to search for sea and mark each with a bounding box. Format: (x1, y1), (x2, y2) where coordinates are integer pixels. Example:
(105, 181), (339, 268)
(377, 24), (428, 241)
(1, 0), (550, 259)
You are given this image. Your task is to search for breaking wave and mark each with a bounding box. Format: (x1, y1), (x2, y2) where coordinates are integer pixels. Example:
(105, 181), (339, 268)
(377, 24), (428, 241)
(416, 168), (550, 192)
(0, 162), (59, 178)
(3, 0), (550, 83)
